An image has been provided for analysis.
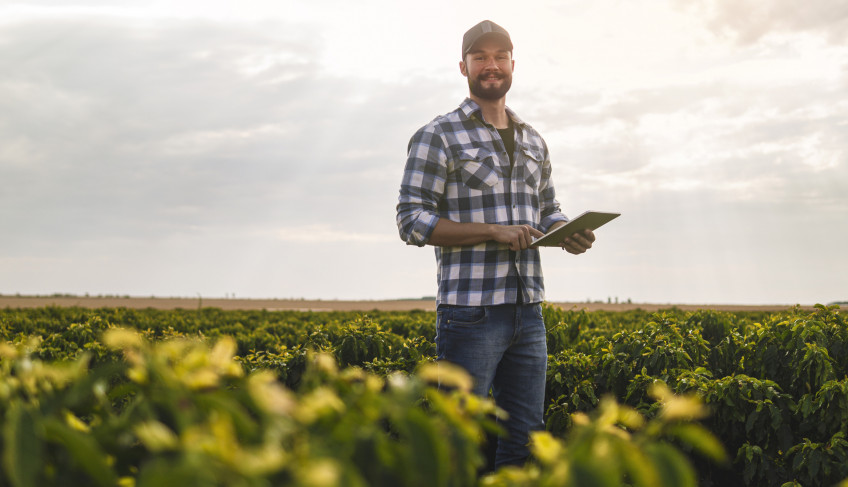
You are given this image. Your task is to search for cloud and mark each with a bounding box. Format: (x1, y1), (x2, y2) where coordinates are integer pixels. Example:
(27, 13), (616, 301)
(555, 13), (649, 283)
(0, 14), (455, 255)
(525, 57), (847, 214)
(276, 224), (395, 244)
(675, 0), (848, 44)
(1, 2), (845, 303)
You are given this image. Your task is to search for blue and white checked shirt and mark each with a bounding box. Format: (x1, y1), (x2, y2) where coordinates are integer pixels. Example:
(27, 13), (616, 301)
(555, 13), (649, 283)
(396, 98), (568, 306)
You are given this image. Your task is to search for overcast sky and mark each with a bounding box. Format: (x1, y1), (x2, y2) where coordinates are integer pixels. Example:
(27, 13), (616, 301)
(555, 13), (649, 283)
(1, 0), (846, 305)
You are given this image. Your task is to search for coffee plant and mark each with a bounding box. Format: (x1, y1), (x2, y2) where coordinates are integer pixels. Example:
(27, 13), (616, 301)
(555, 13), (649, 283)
(0, 303), (845, 486)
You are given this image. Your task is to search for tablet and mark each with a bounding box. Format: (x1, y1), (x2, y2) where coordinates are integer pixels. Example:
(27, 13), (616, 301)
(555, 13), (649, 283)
(532, 211), (620, 247)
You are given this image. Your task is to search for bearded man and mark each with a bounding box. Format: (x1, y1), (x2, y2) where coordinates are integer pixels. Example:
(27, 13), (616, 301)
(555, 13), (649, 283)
(396, 20), (595, 468)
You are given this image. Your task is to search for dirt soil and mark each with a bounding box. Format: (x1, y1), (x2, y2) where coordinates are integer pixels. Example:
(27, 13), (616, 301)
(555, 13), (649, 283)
(0, 296), (813, 313)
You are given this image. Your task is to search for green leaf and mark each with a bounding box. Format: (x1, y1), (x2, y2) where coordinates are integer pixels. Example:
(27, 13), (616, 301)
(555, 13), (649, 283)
(798, 395), (813, 417)
(745, 410), (758, 434)
(666, 423), (728, 463)
(2, 404), (43, 487)
(792, 446), (806, 471)
(615, 441), (660, 487)
(569, 462), (618, 487)
(645, 443), (697, 487)
(742, 454), (758, 484)
(136, 457), (214, 487)
(400, 408), (449, 487)
(41, 418), (118, 487)
(195, 393), (258, 438)
(807, 450), (821, 480)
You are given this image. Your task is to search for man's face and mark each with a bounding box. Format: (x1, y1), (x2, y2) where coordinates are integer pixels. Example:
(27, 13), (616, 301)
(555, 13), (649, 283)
(460, 36), (514, 101)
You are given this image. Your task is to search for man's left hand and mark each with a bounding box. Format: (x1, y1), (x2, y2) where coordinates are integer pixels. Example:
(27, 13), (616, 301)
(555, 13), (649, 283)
(561, 229), (595, 254)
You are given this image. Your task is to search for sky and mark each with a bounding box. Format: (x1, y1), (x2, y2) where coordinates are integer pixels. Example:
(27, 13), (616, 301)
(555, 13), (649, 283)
(1, 0), (846, 305)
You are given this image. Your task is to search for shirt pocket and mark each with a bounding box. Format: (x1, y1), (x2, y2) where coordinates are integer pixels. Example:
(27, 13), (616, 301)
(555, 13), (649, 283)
(457, 149), (499, 191)
(522, 148), (545, 189)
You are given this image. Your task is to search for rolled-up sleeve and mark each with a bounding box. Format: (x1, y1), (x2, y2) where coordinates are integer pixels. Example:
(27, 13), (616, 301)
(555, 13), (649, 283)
(396, 125), (448, 247)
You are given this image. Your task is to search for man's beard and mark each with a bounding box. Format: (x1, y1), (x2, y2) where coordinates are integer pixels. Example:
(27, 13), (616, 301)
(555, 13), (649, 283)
(468, 72), (512, 100)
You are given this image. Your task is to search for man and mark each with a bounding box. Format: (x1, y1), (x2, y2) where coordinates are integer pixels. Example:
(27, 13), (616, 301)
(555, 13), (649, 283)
(396, 20), (595, 468)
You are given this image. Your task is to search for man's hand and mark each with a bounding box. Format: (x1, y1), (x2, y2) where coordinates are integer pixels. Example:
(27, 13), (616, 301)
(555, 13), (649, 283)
(561, 229), (595, 254)
(492, 224), (545, 251)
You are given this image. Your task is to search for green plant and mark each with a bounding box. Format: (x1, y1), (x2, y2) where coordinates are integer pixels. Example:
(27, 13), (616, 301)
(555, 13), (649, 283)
(482, 383), (726, 487)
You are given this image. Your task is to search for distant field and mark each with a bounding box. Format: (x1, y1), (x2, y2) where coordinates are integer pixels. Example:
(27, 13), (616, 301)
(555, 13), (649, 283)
(0, 295), (815, 312)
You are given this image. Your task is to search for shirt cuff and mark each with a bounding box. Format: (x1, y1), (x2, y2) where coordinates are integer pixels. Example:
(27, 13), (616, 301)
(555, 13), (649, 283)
(406, 212), (440, 247)
(540, 213), (568, 234)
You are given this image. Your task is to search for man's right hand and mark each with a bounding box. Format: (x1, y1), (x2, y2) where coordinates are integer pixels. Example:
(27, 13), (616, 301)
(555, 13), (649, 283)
(492, 224), (545, 251)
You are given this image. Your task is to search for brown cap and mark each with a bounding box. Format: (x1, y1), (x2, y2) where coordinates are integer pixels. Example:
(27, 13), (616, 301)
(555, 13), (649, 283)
(462, 20), (513, 56)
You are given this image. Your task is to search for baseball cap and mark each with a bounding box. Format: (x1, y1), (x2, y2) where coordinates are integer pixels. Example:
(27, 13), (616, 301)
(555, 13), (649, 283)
(462, 20), (513, 56)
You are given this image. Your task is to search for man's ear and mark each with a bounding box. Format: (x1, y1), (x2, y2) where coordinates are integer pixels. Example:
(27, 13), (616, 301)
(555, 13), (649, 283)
(459, 60), (468, 77)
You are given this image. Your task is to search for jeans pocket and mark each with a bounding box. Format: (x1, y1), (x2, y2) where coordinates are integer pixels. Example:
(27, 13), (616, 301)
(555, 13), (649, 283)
(442, 306), (487, 327)
(533, 304), (544, 320)
(435, 306), (491, 372)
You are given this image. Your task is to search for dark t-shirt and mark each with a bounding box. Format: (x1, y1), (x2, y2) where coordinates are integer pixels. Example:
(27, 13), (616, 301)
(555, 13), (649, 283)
(497, 123), (522, 301)
(497, 125), (515, 168)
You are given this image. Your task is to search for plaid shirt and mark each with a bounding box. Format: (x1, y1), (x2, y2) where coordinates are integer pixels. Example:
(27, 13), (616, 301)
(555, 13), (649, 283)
(396, 98), (567, 306)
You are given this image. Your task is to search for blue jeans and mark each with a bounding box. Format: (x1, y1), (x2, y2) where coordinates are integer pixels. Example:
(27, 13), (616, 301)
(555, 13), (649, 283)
(435, 303), (548, 468)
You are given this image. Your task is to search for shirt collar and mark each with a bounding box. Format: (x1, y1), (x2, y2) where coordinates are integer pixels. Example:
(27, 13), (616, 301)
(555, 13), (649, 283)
(459, 97), (526, 127)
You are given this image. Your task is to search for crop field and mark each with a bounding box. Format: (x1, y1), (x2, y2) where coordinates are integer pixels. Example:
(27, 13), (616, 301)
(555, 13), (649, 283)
(0, 295), (818, 313)
(0, 303), (845, 486)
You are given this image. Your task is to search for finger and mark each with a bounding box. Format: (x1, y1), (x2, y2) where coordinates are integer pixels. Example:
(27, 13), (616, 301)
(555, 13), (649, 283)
(529, 226), (545, 238)
(514, 226), (529, 249)
(562, 240), (586, 254)
(570, 232), (593, 249)
(516, 230), (527, 250)
(562, 236), (587, 252)
(583, 229), (596, 242)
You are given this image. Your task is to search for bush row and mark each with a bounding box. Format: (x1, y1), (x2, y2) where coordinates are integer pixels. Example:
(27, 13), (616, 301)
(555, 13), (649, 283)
(0, 330), (718, 487)
(1, 304), (845, 486)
